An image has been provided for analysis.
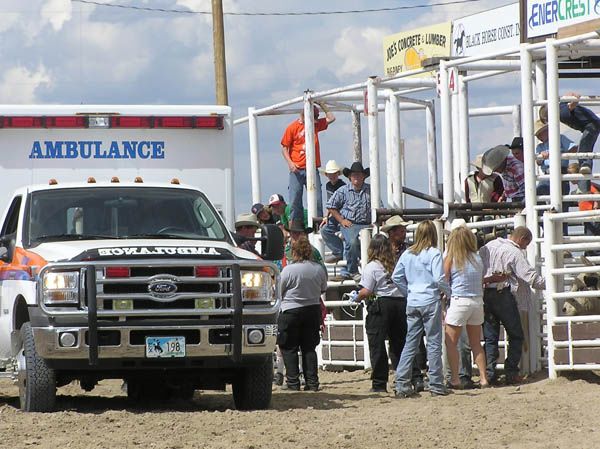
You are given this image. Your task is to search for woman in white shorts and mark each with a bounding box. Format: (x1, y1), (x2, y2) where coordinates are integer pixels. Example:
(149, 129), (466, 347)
(444, 226), (493, 389)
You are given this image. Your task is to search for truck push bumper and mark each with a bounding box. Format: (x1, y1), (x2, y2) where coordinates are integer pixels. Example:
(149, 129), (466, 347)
(31, 324), (277, 360)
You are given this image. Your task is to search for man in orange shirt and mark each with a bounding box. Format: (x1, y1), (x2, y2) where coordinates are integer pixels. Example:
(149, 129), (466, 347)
(281, 102), (335, 225)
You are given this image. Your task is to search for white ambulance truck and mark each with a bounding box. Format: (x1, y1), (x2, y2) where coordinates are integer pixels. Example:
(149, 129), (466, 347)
(0, 105), (283, 412)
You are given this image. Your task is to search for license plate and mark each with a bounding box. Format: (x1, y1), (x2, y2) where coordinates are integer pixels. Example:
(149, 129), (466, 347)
(145, 336), (186, 358)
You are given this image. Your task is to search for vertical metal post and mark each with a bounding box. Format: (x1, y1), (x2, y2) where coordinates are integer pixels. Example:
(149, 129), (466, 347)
(426, 101), (438, 206)
(303, 92), (318, 228)
(543, 212), (558, 379)
(390, 94), (403, 209)
(385, 96), (394, 206)
(248, 107), (261, 204)
(521, 45), (541, 372)
(546, 39), (562, 213)
(512, 104), (522, 137)
(451, 91), (462, 202)
(360, 226), (372, 370)
(352, 110), (362, 163)
(458, 74), (470, 198)
(400, 139), (407, 208)
(367, 76), (381, 223)
(534, 61), (547, 105)
(440, 62), (454, 216)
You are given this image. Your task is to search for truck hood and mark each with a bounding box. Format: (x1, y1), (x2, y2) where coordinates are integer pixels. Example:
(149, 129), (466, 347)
(25, 239), (259, 263)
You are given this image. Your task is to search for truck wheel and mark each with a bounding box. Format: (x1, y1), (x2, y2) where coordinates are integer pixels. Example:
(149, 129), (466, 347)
(232, 359), (273, 410)
(17, 323), (56, 412)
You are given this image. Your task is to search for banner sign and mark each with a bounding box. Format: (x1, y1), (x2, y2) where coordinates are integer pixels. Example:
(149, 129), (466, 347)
(526, 0), (600, 38)
(383, 22), (452, 77)
(452, 3), (520, 57)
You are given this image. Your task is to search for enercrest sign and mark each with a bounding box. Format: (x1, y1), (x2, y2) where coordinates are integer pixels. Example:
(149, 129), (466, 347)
(526, 0), (600, 38)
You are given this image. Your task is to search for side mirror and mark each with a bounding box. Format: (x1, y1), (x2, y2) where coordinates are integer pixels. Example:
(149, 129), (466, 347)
(260, 224), (284, 261)
(0, 246), (8, 262)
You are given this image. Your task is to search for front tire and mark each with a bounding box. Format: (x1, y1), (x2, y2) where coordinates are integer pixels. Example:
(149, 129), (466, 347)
(18, 323), (56, 412)
(232, 360), (273, 410)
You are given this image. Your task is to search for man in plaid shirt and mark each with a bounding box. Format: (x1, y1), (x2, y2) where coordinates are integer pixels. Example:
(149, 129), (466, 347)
(481, 145), (525, 202)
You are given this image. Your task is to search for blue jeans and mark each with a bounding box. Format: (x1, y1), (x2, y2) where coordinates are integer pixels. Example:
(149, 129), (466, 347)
(579, 121), (600, 169)
(289, 169), (323, 224)
(322, 223), (369, 275)
(320, 219), (342, 257)
(395, 301), (444, 394)
(483, 288), (524, 381)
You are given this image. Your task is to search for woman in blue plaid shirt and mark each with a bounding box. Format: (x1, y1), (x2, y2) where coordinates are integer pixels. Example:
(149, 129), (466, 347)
(444, 226), (500, 389)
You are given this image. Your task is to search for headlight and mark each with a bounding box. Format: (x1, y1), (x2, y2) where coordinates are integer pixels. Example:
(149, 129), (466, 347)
(240, 270), (273, 302)
(42, 272), (80, 305)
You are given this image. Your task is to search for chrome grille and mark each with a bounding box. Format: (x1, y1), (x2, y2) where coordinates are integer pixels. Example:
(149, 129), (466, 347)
(96, 265), (233, 312)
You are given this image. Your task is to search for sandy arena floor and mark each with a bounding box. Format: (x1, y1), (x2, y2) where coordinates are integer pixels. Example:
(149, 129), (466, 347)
(0, 369), (598, 449)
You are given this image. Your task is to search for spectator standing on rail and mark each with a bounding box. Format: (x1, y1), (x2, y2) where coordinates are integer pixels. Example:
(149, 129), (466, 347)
(540, 94), (600, 175)
(534, 120), (578, 197)
(277, 236), (328, 391)
(464, 154), (504, 204)
(322, 162), (372, 282)
(479, 226), (545, 385)
(318, 160), (346, 263)
(393, 220), (451, 398)
(481, 145), (525, 203)
(281, 102), (335, 224)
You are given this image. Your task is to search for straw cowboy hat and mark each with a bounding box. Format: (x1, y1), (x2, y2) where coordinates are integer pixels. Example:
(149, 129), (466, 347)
(235, 213), (260, 229)
(470, 154), (484, 170)
(342, 161), (370, 178)
(381, 215), (412, 232)
(534, 119), (548, 137)
(319, 159), (342, 174)
(481, 145), (510, 176)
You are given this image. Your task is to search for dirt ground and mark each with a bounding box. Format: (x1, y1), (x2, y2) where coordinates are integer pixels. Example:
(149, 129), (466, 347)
(0, 370), (599, 449)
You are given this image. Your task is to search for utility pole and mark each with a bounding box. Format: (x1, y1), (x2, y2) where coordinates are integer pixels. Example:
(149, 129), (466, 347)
(211, 0), (228, 105)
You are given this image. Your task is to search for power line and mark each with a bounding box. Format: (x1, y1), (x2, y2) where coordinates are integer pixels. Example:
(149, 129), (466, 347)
(71, 0), (488, 16)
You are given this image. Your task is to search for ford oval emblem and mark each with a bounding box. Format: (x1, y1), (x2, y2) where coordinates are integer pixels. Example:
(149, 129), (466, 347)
(148, 279), (178, 298)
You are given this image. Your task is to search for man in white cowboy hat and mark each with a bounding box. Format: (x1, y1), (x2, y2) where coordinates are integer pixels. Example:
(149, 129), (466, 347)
(464, 153), (504, 204)
(318, 160), (346, 263)
(281, 102), (336, 225)
(534, 119), (579, 196)
(481, 145), (525, 202)
(323, 161), (372, 281)
(234, 213), (261, 255)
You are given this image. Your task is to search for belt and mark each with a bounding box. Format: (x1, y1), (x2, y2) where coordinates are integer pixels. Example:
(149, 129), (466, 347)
(484, 286), (510, 292)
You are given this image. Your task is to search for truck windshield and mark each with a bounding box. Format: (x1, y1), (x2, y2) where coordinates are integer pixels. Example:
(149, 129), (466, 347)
(25, 187), (231, 247)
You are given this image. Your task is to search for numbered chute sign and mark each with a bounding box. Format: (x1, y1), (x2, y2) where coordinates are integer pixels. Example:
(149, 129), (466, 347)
(145, 336), (186, 358)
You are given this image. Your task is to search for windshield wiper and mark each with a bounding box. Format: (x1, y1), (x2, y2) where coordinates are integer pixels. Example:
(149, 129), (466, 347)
(33, 233), (114, 242)
(125, 233), (195, 239)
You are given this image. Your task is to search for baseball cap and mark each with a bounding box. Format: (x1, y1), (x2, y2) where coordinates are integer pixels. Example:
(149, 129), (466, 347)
(268, 194), (286, 206)
(251, 203), (265, 215)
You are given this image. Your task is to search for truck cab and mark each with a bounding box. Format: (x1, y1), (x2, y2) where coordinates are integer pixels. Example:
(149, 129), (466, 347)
(0, 106), (282, 411)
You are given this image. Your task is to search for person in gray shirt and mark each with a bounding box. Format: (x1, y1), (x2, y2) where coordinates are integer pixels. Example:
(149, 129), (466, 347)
(352, 234), (414, 393)
(277, 236), (328, 391)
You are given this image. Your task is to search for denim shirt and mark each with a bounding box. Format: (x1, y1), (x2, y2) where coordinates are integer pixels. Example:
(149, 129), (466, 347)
(327, 183), (371, 224)
(449, 254), (484, 297)
(392, 246), (450, 307)
(535, 134), (576, 173)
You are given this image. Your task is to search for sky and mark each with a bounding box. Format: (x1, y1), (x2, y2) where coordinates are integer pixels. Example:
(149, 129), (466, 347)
(0, 0), (586, 216)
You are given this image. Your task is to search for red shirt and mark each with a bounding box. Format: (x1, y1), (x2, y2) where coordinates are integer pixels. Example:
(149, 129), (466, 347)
(280, 117), (328, 169)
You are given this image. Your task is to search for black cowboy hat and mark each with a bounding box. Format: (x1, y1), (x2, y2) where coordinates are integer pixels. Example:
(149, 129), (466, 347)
(284, 220), (313, 234)
(509, 137), (523, 149)
(342, 161), (370, 178)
